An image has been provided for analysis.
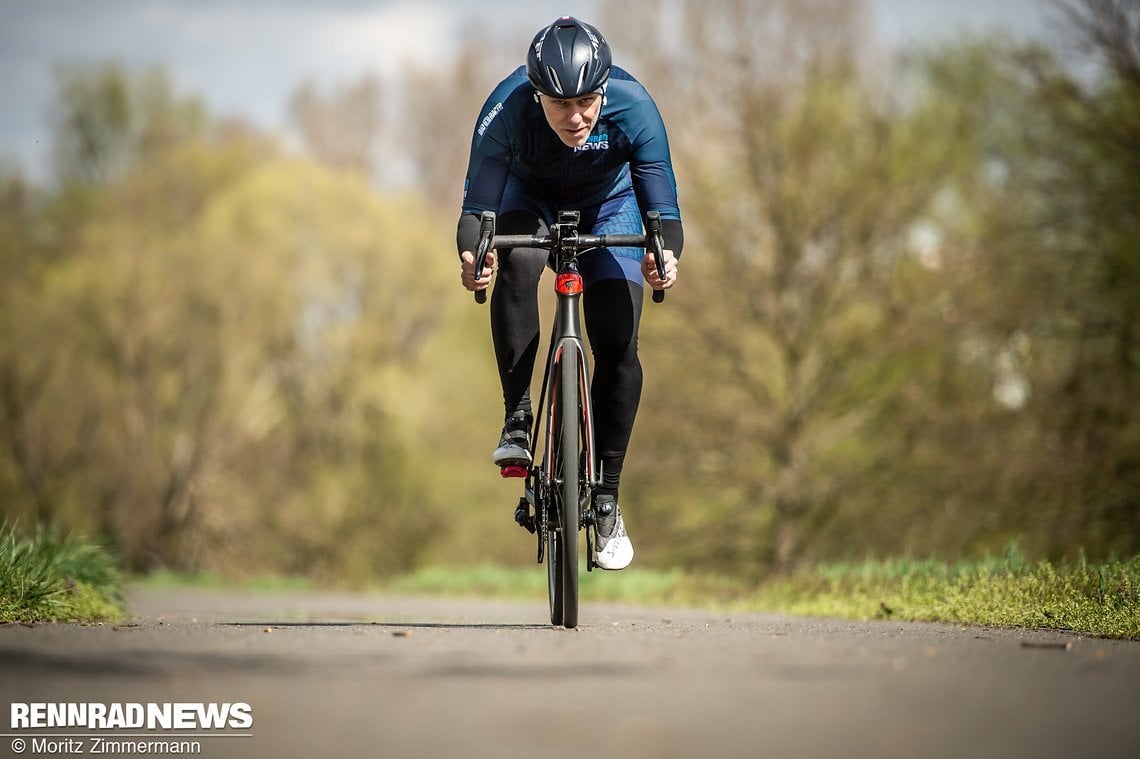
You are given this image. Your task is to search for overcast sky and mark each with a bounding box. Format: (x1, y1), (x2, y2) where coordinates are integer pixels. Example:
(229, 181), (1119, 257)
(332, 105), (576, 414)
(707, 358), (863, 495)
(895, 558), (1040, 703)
(1, 0), (1056, 182)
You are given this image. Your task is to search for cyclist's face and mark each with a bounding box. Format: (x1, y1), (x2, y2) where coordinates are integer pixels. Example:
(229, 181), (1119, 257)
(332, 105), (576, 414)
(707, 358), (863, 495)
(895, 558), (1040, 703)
(539, 93), (602, 147)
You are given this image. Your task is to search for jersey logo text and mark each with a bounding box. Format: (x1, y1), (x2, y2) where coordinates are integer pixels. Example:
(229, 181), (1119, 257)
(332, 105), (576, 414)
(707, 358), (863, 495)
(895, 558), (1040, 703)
(477, 102), (504, 136)
(574, 133), (610, 152)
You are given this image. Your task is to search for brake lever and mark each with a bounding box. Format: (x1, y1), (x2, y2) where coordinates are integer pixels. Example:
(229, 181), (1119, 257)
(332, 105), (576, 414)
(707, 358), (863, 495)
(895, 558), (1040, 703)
(473, 211), (496, 304)
(646, 211), (666, 304)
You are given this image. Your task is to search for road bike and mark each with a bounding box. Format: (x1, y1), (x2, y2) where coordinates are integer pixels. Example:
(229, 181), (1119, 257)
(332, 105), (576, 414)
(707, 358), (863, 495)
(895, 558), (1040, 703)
(472, 209), (666, 628)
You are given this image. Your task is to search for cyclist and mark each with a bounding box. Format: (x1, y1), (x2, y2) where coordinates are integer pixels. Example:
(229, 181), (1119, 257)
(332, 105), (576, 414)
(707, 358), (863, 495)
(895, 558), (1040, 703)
(456, 17), (683, 570)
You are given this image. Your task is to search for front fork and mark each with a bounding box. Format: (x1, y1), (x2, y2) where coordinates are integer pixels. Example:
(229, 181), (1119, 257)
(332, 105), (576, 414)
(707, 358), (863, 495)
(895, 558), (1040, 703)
(515, 338), (599, 567)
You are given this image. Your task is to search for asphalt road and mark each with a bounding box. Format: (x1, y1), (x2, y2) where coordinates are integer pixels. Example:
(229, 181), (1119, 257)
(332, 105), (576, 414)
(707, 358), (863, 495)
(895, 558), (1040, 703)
(1, 587), (1138, 759)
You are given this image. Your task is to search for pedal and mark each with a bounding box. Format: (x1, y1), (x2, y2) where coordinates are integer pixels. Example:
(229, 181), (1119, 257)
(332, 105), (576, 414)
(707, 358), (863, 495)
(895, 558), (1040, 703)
(513, 497), (536, 534)
(500, 465), (528, 479)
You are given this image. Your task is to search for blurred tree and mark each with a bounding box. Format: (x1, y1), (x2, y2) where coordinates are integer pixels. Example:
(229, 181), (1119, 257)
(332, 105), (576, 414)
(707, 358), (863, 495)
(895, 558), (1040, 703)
(612, 0), (1140, 572)
(0, 173), (68, 526)
(288, 74), (384, 178)
(401, 21), (522, 209)
(609, 0), (987, 573)
(1055, 0), (1140, 552)
(191, 160), (453, 578)
(1012, 0), (1140, 553)
(50, 63), (206, 186)
(894, 0), (1140, 559)
(1, 65), (456, 577)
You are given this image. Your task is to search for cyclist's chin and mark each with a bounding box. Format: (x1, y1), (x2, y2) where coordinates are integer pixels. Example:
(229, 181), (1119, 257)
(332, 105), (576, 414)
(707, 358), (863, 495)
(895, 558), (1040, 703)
(558, 128), (591, 148)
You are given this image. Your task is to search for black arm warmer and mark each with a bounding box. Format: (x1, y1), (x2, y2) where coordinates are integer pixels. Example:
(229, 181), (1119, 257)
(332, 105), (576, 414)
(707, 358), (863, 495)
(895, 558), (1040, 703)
(457, 212), (481, 260)
(660, 218), (684, 260)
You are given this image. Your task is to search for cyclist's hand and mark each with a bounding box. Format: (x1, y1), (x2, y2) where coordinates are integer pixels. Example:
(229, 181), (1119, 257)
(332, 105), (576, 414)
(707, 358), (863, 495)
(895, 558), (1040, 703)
(642, 248), (678, 291)
(460, 249), (496, 293)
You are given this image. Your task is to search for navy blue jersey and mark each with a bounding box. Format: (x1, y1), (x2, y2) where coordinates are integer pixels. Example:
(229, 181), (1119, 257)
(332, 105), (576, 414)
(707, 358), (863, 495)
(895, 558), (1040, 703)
(462, 66), (681, 224)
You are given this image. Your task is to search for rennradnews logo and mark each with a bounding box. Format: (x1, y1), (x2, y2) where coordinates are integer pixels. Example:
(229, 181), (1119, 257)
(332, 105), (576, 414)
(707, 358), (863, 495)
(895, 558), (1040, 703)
(10, 702), (253, 730)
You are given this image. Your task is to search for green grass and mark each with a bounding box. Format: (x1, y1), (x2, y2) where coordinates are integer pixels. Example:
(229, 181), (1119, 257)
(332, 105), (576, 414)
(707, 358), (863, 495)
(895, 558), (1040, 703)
(387, 563), (738, 606)
(387, 549), (1140, 639)
(0, 521), (126, 624)
(138, 568), (316, 594)
(125, 547), (1139, 639)
(753, 550), (1140, 639)
(6, 516), (1132, 638)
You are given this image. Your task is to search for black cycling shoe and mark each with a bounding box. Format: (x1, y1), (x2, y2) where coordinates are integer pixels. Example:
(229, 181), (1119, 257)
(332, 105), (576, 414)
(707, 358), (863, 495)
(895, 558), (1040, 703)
(492, 410), (533, 467)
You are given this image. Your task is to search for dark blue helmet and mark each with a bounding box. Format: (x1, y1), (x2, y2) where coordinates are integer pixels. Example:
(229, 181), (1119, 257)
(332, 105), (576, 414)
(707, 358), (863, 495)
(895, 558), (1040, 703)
(526, 17), (612, 98)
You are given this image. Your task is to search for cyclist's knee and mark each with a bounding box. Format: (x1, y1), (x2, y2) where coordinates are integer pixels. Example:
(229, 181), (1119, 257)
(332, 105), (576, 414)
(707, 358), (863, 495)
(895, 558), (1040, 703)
(584, 279), (642, 358)
(497, 247), (547, 290)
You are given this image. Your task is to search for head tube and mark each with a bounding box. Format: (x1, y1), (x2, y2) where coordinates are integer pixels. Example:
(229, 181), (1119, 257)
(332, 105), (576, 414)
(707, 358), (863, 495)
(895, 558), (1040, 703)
(555, 272), (584, 295)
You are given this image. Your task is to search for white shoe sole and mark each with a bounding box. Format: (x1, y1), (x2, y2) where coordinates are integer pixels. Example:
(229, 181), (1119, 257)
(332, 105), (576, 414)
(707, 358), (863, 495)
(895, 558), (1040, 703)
(594, 520), (634, 570)
(492, 444), (532, 467)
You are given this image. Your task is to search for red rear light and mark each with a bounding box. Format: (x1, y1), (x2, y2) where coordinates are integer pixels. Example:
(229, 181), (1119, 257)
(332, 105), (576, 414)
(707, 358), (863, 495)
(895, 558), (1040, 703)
(555, 273), (583, 295)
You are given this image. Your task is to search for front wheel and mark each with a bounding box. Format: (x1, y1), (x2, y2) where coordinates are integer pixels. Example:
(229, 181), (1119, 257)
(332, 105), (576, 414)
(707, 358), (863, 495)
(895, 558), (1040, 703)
(546, 524), (565, 626)
(551, 343), (580, 628)
(557, 344), (580, 628)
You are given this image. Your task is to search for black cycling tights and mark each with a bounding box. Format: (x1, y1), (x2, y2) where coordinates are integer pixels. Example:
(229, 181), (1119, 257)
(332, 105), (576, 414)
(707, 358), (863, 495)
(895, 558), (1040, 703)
(489, 217), (644, 498)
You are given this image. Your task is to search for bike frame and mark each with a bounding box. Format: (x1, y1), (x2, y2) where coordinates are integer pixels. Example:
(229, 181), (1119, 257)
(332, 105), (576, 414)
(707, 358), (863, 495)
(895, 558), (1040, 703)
(473, 209), (664, 628)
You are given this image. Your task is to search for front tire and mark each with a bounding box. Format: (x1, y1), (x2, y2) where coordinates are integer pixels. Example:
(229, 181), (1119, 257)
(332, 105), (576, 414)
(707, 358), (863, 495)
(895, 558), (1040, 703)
(547, 520), (564, 626)
(556, 343), (580, 629)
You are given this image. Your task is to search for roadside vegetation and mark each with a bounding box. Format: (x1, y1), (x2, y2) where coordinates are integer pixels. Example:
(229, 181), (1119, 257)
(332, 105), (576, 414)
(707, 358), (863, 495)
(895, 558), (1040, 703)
(6, 525), (1132, 638)
(0, 522), (126, 624)
(386, 550), (1140, 640)
(749, 551), (1140, 640)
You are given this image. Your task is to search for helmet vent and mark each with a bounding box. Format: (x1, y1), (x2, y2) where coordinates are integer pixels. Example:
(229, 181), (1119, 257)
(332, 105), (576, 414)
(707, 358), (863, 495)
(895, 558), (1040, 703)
(545, 66), (563, 95)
